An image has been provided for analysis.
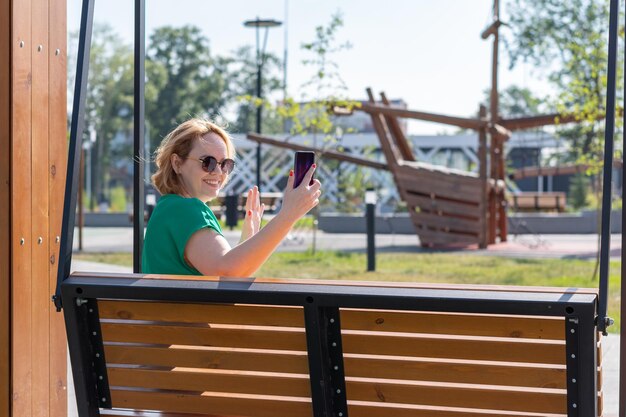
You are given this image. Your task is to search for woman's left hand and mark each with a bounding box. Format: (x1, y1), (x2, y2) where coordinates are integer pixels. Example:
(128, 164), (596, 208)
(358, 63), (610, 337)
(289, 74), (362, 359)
(240, 186), (265, 243)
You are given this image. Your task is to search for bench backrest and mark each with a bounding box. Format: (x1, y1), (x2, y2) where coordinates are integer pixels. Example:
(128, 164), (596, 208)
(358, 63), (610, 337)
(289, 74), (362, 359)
(62, 273), (602, 417)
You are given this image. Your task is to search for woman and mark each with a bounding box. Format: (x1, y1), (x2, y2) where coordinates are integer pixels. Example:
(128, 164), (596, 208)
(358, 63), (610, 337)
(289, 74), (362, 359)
(142, 118), (321, 276)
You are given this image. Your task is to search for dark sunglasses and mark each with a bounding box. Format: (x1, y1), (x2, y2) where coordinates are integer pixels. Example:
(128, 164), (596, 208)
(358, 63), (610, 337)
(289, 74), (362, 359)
(190, 156), (235, 174)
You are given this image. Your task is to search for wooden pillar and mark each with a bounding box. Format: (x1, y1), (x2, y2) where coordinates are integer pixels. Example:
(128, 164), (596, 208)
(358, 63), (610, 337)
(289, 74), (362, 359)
(478, 105), (488, 249)
(497, 140), (508, 242)
(1, 0), (68, 415)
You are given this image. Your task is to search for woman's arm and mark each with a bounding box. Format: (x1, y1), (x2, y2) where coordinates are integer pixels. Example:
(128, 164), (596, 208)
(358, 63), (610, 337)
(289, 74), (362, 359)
(185, 167), (321, 277)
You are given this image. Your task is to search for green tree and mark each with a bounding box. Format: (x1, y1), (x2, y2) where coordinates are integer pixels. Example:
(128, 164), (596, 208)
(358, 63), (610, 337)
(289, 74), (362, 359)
(504, 0), (623, 166)
(225, 45), (284, 134)
(146, 25), (229, 145)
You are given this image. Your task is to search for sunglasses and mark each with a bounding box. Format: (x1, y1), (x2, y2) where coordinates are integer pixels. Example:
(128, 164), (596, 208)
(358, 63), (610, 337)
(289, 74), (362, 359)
(189, 156), (235, 174)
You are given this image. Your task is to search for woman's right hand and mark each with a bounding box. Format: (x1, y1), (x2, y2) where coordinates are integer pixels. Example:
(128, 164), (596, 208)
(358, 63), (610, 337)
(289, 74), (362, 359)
(279, 164), (321, 224)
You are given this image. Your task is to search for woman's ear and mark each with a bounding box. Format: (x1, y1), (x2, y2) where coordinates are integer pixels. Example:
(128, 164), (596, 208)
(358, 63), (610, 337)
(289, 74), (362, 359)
(171, 154), (181, 174)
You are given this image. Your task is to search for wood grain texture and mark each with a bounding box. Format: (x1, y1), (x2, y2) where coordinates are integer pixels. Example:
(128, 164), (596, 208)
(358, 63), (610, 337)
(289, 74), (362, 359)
(0, 0), (10, 413)
(31, 0), (51, 413)
(11, 0), (33, 414)
(48, 0), (68, 413)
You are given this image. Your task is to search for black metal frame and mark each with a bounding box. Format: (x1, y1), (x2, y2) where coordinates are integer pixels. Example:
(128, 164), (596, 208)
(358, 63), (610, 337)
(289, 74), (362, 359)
(54, 0), (623, 414)
(61, 273), (599, 417)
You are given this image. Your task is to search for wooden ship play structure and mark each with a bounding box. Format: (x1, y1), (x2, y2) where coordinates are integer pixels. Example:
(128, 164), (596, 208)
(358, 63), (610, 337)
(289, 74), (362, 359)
(248, 0), (602, 249)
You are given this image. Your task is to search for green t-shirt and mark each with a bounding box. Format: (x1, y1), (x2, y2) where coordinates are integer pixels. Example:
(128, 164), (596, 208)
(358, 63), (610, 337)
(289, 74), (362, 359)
(142, 194), (223, 275)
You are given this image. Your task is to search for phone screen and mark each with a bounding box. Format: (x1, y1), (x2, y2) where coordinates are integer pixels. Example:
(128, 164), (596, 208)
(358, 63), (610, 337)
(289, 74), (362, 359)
(294, 151), (315, 188)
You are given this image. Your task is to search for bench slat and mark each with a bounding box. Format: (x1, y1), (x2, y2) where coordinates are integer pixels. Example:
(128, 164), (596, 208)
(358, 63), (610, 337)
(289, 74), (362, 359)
(344, 356), (565, 389)
(104, 345), (309, 374)
(110, 389), (312, 417)
(342, 332), (565, 364)
(107, 367), (311, 398)
(101, 323), (307, 351)
(347, 401), (566, 417)
(340, 309), (564, 339)
(99, 301), (304, 327)
(346, 379), (565, 414)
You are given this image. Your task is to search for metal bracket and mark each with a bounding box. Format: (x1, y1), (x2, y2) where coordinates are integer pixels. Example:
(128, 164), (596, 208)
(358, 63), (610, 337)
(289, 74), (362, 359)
(565, 316), (580, 417)
(84, 300), (112, 409)
(325, 309), (348, 417)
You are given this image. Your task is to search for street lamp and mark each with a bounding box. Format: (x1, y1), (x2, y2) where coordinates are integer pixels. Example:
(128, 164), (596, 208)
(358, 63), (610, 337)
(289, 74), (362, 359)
(243, 17), (282, 191)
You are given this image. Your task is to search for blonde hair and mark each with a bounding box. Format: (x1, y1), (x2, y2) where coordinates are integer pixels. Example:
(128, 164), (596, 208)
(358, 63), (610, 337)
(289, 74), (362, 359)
(152, 118), (235, 196)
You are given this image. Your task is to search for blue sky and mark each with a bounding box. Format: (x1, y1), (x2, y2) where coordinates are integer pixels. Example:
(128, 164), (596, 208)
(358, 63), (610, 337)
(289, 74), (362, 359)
(68, 0), (554, 134)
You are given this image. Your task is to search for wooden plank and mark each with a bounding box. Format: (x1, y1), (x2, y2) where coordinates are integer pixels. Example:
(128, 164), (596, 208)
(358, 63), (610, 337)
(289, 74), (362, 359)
(359, 102), (486, 131)
(246, 133), (389, 171)
(101, 410), (225, 417)
(398, 161), (481, 181)
(345, 378), (566, 414)
(380, 92), (415, 161)
(405, 193), (481, 219)
(75, 272), (600, 296)
(365, 88), (403, 166)
(412, 226), (480, 247)
(0, 0), (10, 413)
(340, 309), (564, 339)
(11, 0), (33, 414)
(104, 345), (310, 374)
(48, 0), (68, 413)
(411, 211), (482, 234)
(344, 355), (566, 389)
(99, 301), (304, 327)
(341, 331), (565, 364)
(347, 400), (566, 417)
(110, 389), (312, 417)
(101, 323), (307, 351)
(31, 0), (51, 413)
(107, 367), (311, 398)
(396, 171), (482, 204)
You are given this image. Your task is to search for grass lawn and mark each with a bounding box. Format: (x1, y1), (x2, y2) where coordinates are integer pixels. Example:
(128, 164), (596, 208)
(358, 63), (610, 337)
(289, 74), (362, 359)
(73, 250), (622, 332)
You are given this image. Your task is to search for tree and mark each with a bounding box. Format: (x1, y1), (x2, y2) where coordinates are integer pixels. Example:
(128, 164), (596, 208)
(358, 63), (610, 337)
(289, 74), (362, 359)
(504, 0), (623, 165)
(146, 25), (229, 145)
(225, 45), (284, 134)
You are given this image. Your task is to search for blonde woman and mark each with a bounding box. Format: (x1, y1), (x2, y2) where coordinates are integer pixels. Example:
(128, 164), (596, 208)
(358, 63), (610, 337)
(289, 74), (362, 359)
(142, 118), (321, 276)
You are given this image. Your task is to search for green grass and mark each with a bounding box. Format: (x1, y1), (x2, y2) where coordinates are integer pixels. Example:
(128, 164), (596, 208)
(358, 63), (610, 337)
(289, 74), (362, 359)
(73, 250), (622, 332)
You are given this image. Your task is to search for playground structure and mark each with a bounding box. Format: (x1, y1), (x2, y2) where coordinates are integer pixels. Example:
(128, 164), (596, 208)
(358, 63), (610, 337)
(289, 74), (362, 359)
(0, 0), (623, 416)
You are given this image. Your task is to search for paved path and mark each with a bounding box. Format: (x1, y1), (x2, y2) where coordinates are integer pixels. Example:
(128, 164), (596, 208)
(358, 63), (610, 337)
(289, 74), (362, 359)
(73, 226), (622, 260)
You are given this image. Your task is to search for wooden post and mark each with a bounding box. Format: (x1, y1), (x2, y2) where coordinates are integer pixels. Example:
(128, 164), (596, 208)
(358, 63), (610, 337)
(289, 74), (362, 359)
(2, 0), (68, 414)
(497, 139), (508, 242)
(478, 105), (488, 248)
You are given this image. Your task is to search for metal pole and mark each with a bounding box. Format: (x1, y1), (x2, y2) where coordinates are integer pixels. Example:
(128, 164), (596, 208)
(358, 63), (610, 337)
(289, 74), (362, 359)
(255, 24), (263, 191)
(53, 0), (95, 310)
(597, 0), (619, 335)
(133, 0), (145, 273)
(366, 189), (376, 272)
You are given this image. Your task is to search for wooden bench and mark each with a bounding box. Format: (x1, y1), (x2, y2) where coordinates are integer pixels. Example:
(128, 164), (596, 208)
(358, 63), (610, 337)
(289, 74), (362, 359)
(62, 273), (603, 417)
(209, 192), (283, 218)
(509, 192), (567, 213)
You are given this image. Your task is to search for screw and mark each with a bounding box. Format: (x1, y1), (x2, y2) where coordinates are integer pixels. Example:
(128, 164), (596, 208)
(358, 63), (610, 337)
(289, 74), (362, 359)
(19, 41), (24, 48)
(334, 366), (339, 371)
(20, 238), (24, 245)
(336, 389), (341, 394)
(76, 298), (88, 306)
(37, 237), (42, 244)
(572, 404), (577, 409)
(570, 329), (575, 333)
(99, 375), (103, 380)
(92, 331), (97, 336)
(332, 342), (337, 347)
(55, 49), (60, 56)
(571, 354), (576, 359)
(572, 378), (577, 383)
(330, 318), (335, 324)
(88, 308), (93, 313)
(101, 397), (106, 403)
(56, 236), (60, 243)
(338, 413), (343, 417)
(37, 45), (43, 52)
(95, 353), (100, 358)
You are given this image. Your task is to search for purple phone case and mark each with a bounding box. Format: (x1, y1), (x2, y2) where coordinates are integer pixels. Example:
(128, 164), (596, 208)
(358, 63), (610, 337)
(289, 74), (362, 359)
(294, 151), (315, 188)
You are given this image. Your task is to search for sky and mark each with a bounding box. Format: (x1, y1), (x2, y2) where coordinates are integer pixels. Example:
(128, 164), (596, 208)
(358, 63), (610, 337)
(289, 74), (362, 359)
(67, 0), (554, 135)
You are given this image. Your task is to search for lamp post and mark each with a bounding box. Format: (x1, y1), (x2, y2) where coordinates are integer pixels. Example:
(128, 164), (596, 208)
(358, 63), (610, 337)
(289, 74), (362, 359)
(243, 17), (282, 191)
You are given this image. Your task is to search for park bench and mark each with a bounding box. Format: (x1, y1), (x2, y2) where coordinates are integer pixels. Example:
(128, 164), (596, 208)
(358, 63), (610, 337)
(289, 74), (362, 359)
(62, 272), (603, 417)
(209, 192), (284, 218)
(509, 192), (567, 213)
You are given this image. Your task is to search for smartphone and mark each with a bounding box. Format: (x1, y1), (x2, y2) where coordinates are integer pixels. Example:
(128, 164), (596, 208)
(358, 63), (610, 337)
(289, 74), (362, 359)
(293, 151), (315, 188)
